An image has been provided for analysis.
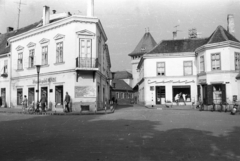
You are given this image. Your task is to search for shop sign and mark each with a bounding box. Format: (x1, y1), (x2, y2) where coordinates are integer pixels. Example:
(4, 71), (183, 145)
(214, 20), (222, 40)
(198, 79), (206, 84)
(33, 77), (56, 84)
(148, 80), (195, 84)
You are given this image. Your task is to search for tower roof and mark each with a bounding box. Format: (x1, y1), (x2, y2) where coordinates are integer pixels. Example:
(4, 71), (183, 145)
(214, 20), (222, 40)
(128, 32), (157, 56)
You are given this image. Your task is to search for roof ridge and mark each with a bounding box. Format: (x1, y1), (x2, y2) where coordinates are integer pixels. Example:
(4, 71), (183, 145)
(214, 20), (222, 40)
(206, 25), (221, 44)
(161, 37), (209, 42)
(219, 26), (229, 41)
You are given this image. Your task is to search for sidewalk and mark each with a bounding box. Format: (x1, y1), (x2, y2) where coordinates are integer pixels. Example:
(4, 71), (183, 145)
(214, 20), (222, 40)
(0, 107), (114, 115)
(145, 104), (196, 110)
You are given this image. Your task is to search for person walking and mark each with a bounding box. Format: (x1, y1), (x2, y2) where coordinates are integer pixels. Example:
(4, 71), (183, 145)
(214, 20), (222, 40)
(182, 93), (187, 105)
(22, 95), (28, 112)
(40, 94), (47, 112)
(64, 92), (71, 112)
(175, 93), (179, 106)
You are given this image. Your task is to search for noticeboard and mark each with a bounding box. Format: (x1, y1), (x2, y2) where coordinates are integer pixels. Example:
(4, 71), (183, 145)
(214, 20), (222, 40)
(75, 86), (96, 98)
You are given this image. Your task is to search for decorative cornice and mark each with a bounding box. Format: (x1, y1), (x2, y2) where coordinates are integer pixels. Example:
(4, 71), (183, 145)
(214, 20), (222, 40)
(27, 42), (36, 48)
(195, 40), (240, 53)
(39, 38), (50, 44)
(53, 34), (65, 40)
(16, 45), (24, 51)
(76, 29), (95, 36)
(197, 70), (239, 77)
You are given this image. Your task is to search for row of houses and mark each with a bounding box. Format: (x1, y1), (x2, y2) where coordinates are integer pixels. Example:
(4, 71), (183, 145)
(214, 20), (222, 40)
(129, 14), (240, 106)
(0, 1), (112, 111)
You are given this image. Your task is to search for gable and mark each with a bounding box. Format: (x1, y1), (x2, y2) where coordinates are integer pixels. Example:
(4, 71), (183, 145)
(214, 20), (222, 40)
(76, 29), (95, 36)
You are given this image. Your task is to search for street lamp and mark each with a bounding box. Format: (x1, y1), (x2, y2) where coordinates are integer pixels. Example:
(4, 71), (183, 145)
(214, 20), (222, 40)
(36, 65), (41, 111)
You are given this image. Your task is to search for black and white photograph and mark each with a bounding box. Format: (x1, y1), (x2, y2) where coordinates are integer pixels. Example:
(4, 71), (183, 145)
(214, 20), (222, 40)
(0, 0), (240, 160)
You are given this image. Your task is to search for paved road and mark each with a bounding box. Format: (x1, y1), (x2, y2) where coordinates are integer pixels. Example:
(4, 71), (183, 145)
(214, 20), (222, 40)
(0, 105), (240, 161)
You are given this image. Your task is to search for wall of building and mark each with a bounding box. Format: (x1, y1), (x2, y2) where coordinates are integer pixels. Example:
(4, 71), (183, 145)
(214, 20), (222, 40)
(131, 58), (140, 87)
(0, 56), (10, 107)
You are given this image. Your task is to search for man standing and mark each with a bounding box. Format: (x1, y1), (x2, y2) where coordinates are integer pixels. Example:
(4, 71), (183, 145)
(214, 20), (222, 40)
(64, 92), (71, 112)
(40, 94), (47, 112)
(182, 93), (187, 106)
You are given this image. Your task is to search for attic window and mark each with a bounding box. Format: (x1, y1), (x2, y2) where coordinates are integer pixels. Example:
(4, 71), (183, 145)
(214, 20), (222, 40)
(6, 42), (9, 47)
(141, 47), (146, 51)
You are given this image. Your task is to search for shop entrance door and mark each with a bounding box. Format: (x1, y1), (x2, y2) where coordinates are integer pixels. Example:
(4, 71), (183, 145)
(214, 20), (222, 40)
(1, 88), (6, 107)
(55, 86), (63, 106)
(41, 87), (48, 104)
(156, 86), (165, 104)
(28, 88), (35, 105)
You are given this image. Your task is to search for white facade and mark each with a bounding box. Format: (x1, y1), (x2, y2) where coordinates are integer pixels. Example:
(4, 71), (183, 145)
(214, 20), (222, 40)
(0, 54), (10, 107)
(8, 10), (111, 111)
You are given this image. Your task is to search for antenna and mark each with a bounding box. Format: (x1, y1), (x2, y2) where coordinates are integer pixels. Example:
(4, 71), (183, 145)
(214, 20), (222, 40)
(15, 0), (26, 29)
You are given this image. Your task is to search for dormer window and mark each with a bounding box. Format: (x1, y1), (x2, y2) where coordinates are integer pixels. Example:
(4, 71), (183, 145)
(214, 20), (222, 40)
(141, 47), (146, 51)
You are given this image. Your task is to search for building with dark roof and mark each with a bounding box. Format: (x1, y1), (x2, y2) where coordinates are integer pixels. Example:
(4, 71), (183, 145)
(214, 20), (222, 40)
(2, 1), (112, 112)
(128, 31), (157, 88)
(137, 15), (240, 106)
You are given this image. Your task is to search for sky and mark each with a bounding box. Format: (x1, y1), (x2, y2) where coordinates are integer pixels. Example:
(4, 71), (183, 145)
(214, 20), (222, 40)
(1, 0), (240, 72)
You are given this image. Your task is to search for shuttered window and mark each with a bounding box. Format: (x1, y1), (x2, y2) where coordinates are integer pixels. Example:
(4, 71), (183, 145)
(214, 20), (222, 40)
(211, 53), (221, 70)
(235, 52), (240, 70)
(200, 56), (204, 72)
(56, 42), (63, 63)
(18, 53), (23, 70)
(42, 46), (48, 65)
(157, 62), (165, 76)
(184, 61), (192, 75)
(29, 49), (34, 68)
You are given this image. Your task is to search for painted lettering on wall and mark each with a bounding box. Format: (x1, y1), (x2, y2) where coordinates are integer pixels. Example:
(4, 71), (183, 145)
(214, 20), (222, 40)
(33, 77), (56, 84)
(75, 86), (96, 98)
(148, 80), (195, 84)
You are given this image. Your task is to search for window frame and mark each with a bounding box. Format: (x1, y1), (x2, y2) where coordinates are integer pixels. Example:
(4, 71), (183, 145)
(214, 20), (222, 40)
(183, 61), (193, 76)
(42, 46), (48, 65)
(3, 60), (8, 74)
(56, 41), (64, 63)
(18, 52), (23, 70)
(235, 52), (240, 70)
(211, 53), (221, 71)
(29, 49), (35, 68)
(156, 62), (165, 76)
(200, 55), (205, 72)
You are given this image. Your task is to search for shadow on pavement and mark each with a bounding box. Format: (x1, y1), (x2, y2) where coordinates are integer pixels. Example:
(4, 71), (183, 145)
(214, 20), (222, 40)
(0, 114), (240, 161)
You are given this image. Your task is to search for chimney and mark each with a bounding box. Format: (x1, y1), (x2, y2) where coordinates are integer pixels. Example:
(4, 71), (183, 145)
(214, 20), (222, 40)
(43, 6), (50, 26)
(227, 14), (235, 36)
(87, 0), (94, 17)
(173, 31), (177, 40)
(7, 27), (14, 33)
(52, 10), (56, 14)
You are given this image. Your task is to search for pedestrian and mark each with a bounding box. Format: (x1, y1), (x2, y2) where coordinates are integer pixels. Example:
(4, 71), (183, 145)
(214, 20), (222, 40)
(0, 96), (2, 107)
(40, 94), (47, 112)
(64, 92), (71, 112)
(175, 93), (179, 106)
(22, 95), (28, 112)
(182, 93), (187, 105)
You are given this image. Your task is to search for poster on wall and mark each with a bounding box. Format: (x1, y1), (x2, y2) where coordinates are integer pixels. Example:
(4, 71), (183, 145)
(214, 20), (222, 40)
(75, 86), (96, 98)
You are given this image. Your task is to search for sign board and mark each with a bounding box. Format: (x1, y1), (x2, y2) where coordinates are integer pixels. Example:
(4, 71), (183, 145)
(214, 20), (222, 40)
(75, 86), (96, 98)
(198, 79), (207, 84)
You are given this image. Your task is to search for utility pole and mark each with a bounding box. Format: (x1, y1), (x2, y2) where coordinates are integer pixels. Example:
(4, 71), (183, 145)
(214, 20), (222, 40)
(15, 0), (26, 29)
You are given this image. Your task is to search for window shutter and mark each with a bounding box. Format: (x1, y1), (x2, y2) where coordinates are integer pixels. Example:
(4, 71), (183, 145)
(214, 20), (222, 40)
(206, 85), (213, 105)
(221, 84), (226, 103)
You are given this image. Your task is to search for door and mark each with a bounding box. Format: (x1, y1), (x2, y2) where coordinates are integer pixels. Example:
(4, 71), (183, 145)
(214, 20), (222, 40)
(41, 87), (48, 104)
(17, 88), (23, 105)
(28, 88), (35, 105)
(156, 86), (165, 104)
(1, 88), (6, 107)
(55, 86), (63, 106)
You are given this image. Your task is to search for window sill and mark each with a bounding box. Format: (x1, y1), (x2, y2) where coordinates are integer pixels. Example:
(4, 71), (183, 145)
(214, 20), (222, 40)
(16, 69), (24, 71)
(54, 62), (65, 65)
(41, 64), (50, 68)
(27, 67), (35, 70)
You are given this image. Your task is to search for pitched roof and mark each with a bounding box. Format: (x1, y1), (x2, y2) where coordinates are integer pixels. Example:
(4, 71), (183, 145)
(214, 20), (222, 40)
(148, 38), (208, 54)
(128, 32), (157, 56)
(112, 79), (133, 91)
(112, 71), (133, 79)
(0, 21), (41, 55)
(206, 25), (239, 44)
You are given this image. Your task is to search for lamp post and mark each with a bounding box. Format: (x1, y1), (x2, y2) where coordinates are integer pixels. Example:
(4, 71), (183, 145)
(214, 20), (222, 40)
(36, 65), (41, 110)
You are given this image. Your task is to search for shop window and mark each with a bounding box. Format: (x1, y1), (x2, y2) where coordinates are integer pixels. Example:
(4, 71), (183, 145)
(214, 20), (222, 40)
(116, 92), (119, 99)
(200, 56), (205, 72)
(18, 53), (23, 70)
(3, 60), (8, 74)
(55, 86), (63, 106)
(28, 88), (35, 105)
(56, 42), (63, 63)
(211, 53), (221, 70)
(17, 88), (23, 105)
(157, 62), (165, 76)
(29, 49), (34, 68)
(235, 52), (240, 70)
(184, 61), (192, 75)
(172, 86), (191, 102)
(42, 46), (48, 65)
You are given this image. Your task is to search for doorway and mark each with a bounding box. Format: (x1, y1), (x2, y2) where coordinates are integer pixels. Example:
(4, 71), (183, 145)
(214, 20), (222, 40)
(156, 86), (165, 104)
(55, 85), (63, 106)
(1, 88), (6, 107)
(41, 87), (48, 104)
(28, 88), (35, 105)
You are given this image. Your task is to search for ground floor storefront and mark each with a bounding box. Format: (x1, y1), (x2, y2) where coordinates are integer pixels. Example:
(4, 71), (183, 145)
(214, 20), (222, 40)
(0, 81), (9, 108)
(10, 70), (110, 112)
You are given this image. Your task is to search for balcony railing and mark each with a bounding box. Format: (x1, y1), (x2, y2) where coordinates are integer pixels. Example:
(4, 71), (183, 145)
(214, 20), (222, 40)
(76, 57), (98, 69)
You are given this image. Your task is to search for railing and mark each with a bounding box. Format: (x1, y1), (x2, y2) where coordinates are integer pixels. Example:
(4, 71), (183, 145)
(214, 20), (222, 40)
(76, 57), (98, 68)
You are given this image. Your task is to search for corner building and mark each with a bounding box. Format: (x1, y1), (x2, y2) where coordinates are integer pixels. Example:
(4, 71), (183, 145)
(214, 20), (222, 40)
(8, 6), (111, 111)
